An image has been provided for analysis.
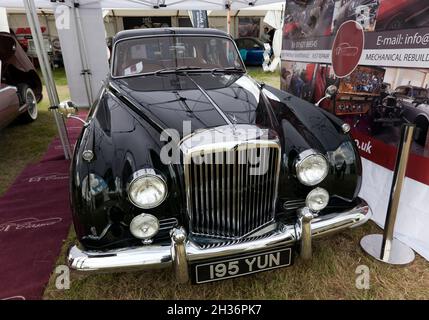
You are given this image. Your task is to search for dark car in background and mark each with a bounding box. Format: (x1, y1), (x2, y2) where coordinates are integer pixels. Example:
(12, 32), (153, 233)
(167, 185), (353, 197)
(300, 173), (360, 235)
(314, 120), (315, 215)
(369, 82), (404, 133)
(0, 32), (42, 130)
(64, 28), (371, 284)
(235, 37), (266, 66)
(394, 85), (429, 145)
(375, 0), (429, 30)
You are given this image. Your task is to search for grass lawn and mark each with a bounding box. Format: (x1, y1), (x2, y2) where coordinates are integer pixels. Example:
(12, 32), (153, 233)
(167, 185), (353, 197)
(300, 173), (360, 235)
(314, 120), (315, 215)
(0, 86), (69, 196)
(0, 67), (427, 300)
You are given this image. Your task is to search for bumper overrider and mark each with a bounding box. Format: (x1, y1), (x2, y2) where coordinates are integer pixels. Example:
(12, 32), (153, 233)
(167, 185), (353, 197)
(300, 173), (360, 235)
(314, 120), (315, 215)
(67, 198), (371, 283)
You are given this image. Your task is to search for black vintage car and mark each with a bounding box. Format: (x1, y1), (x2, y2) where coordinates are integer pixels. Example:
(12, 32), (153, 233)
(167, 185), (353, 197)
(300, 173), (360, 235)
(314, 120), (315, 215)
(64, 28), (371, 284)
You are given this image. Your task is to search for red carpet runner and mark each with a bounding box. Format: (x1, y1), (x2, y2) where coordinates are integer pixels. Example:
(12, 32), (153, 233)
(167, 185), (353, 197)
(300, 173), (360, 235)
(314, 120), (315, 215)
(0, 114), (86, 300)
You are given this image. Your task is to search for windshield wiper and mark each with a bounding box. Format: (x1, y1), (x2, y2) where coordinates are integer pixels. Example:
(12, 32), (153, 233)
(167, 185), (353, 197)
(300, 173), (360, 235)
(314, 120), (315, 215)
(210, 67), (245, 74)
(154, 66), (203, 75)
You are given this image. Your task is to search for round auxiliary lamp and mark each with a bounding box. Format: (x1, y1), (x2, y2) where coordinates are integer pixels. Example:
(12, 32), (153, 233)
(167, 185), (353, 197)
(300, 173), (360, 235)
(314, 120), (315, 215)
(360, 123), (415, 265)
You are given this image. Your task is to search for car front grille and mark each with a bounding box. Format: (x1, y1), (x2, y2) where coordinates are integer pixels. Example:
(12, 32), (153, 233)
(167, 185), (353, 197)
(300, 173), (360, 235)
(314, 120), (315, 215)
(184, 142), (280, 239)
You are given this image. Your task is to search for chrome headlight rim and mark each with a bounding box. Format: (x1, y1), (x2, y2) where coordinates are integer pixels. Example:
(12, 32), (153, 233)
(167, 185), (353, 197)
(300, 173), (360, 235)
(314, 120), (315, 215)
(127, 169), (168, 209)
(295, 149), (329, 186)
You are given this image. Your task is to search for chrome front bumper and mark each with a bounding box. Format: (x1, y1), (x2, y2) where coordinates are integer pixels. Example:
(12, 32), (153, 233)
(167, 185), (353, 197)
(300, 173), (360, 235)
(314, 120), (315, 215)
(68, 198), (371, 282)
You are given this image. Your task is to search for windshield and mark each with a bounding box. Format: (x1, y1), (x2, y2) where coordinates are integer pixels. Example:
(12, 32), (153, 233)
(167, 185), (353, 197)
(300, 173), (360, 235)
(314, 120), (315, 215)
(112, 35), (244, 77)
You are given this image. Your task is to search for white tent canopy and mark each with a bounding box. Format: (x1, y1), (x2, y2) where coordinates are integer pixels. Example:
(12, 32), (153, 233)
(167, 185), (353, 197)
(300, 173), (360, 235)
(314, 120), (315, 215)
(2, 0), (284, 10)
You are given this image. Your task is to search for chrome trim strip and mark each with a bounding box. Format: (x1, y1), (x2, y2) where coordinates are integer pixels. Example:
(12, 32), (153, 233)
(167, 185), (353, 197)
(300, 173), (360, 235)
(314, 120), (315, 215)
(68, 198), (371, 273)
(68, 244), (172, 272)
(0, 86), (17, 93)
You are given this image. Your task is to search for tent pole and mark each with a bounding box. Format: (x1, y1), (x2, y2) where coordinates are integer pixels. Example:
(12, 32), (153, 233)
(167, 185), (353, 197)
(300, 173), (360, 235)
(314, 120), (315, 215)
(23, 0), (72, 160)
(226, 5), (231, 35)
(72, 2), (93, 107)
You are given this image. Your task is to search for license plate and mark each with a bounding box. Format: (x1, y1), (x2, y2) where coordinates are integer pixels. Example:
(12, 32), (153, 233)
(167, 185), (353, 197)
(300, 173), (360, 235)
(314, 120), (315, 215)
(192, 247), (293, 284)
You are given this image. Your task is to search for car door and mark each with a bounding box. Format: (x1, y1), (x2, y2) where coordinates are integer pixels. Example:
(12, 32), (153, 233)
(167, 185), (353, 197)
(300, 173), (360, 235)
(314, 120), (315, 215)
(0, 83), (20, 130)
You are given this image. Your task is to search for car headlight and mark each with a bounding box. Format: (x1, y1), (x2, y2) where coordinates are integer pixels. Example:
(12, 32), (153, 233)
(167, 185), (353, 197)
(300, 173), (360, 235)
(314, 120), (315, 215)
(306, 187), (329, 211)
(130, 213), (160, 239)
(295, 150), (329, 186)
(128, 169), (167, 209)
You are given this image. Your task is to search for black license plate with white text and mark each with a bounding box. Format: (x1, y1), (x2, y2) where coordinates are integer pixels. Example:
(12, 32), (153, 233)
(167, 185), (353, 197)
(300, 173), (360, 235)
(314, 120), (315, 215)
(192, 247), (293, 284)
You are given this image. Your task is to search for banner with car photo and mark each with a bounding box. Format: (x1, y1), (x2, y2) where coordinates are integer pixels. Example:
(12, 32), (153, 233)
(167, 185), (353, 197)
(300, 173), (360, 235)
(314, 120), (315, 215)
(281, 0), (429, 260)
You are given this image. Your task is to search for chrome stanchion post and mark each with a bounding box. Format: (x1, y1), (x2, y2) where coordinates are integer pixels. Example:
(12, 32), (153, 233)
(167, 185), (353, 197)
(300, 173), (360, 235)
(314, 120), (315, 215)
(360, 124), (415, 265)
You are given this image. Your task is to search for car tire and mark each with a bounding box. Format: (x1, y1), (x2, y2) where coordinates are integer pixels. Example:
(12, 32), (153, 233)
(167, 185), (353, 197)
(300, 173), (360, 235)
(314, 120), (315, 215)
(415, 116), (429, 146)
(17, 84), (38, 123)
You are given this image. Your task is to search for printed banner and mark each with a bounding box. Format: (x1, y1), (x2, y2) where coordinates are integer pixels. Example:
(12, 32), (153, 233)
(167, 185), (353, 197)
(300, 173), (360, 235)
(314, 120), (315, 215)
(281, 0), (429, 261)
(282, 27), (429, 68)
(188, 10), (209, 29)
(281, 0), (429, 174)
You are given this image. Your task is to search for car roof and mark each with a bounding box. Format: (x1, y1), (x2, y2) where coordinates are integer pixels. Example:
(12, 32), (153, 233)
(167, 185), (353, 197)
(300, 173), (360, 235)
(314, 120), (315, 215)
(113, 27), (230, 44)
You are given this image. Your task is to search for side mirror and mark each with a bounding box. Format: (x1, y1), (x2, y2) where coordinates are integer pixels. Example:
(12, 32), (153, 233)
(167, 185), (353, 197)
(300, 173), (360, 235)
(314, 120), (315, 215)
(58, 100), (78, 118)
(315, 85), (338, 107)
(325, 85), (338, 97)
(57, 100), (88, 126)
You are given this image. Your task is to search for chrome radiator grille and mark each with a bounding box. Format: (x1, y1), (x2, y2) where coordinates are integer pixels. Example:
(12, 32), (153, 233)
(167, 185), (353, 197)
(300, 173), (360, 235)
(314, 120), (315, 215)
(184, 143), (280, 239)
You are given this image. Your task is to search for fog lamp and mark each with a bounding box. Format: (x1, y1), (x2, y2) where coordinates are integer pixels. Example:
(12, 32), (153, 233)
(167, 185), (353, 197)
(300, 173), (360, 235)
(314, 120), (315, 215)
(130, 213), (160, 239)
(306, 187), (329, 212)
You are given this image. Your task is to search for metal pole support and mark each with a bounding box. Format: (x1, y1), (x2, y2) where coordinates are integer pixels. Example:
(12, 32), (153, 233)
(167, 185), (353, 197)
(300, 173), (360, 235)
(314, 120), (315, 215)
(72, 2), (94, 107)
(226, 1), (231, 35)
(360, 124), (415, 265)
(23, 0), (72, 160)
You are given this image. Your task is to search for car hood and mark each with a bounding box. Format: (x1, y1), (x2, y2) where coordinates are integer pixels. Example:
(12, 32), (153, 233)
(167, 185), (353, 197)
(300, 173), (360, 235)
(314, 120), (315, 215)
(111, 73), (276, 136)
(110, 72), (347, 154)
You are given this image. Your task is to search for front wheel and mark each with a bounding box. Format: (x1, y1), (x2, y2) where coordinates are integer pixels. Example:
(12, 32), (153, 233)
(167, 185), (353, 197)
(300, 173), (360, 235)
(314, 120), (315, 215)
(415, 116), (429, 146)
(18, 84), (38, 123)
